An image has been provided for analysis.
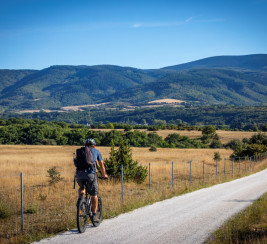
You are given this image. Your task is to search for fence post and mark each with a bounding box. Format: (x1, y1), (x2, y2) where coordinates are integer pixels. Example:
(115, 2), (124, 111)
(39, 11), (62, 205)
(224, 158), (226, 176)
(190, 161), (192, 185)
(149, 163), (151, 190)
(249, 157), (252, 170)
(172, 161), (174, 188)
(245, 157), (247, 171)
(232, 158), (234, 175)
(121, 164), (123, 203)
(20, 172), (24, 232)
(203, 160), (205, 181)
(239, 157), (240, 173)
(216, 160), (218, 176)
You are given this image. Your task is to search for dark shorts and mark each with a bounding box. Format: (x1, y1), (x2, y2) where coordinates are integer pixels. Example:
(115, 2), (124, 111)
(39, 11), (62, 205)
(76, 172), (98, 196)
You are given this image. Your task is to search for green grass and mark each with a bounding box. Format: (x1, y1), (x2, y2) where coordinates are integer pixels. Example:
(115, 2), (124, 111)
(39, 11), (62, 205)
(208, 192), (267, 244)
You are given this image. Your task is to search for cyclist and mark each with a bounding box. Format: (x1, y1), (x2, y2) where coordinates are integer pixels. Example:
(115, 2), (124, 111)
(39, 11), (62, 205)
(75, 138), (108, 222)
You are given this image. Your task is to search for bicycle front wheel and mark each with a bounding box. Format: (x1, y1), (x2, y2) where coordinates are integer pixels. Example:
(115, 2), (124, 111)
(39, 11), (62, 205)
(77, 198), (88, 233)
(91, 196), (102, 227)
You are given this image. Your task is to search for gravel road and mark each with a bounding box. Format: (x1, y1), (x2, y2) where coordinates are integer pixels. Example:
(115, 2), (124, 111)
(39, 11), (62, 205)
(34, 169), (267, 244)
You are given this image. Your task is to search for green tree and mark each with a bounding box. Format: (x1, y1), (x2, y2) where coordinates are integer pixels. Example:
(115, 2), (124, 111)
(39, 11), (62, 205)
(202, 125), (216, 138)
(210, 139), (224, 148)
(104, 139), (148, 183)
(213, 152), (222, 161)
(47, 167), (64, 186)
(201, 125), (216, 144)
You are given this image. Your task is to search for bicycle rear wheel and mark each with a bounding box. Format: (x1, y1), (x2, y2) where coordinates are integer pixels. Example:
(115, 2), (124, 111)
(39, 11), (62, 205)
(77, 198), (88, 233)
(91, 196), (102, 227)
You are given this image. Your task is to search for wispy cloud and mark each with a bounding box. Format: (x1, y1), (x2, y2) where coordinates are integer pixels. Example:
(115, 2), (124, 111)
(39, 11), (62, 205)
(130, 16), (226, 29)
(131, 17), (193, 28)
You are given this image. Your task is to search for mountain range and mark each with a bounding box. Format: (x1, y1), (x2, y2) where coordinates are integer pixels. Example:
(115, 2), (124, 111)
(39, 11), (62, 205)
(0, 54), (266, 111)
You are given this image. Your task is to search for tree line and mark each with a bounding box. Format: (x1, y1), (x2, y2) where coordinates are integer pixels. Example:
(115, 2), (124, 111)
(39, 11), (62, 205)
(0, 118), (207, 148)
(3, 105), (266, 131)
(0, 118), (266, 157)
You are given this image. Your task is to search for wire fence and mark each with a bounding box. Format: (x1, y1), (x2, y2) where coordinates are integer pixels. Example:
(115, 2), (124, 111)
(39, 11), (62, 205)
(0, 152), (266, 243)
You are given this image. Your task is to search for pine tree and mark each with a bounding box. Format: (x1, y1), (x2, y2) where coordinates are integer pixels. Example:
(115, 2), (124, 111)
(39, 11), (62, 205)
(104, 138), (148, 183)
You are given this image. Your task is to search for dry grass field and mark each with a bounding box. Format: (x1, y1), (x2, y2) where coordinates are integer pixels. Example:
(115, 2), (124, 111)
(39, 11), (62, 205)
(0, 144), (266, 244)
(91, 129), (259, 144)
(154, 130), (257, 144)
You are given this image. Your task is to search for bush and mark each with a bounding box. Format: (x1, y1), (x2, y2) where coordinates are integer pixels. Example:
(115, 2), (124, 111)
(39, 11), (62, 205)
(226, 139), (246, 151)
(149, 146), (157, 152)
(165, 133), (207, 148)
(230, 133), (267, 158)
(24, 205), (38, 214)
(47, 167), (64, 186)
(41, 139), (57, 145)
(213, 152), (222, 161)
(0, 197), (13, 219)
(201, 125), (216, 144)
(104, 140), (148, 183)
(210, 139), (224, 148)
(202, 125), (216, 138)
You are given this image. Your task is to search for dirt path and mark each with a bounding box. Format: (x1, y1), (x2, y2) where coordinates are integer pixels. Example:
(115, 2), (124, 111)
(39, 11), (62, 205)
(34, 169), (267, 244)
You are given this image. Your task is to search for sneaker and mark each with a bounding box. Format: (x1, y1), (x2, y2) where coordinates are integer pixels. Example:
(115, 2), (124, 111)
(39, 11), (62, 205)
(92, 215), (100, 223)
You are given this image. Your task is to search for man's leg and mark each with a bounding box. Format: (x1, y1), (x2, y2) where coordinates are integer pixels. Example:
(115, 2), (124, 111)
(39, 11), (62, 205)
(91, 195), (99, 222)
(91, 195), (98, 213)
(78, 187), (85, 199)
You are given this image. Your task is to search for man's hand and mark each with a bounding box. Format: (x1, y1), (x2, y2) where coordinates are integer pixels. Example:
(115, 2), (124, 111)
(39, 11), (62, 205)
(103, 174), (108, 179)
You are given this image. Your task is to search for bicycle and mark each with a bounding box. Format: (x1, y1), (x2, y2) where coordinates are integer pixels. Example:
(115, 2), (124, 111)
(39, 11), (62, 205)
(76, 180), (103, 233)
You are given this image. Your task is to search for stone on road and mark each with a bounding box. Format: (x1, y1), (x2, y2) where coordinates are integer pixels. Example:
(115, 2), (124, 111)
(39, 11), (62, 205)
(34, 169), (267, 244)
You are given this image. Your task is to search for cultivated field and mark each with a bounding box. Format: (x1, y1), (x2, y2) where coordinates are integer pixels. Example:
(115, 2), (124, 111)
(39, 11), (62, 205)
(0, 144), (266, 244)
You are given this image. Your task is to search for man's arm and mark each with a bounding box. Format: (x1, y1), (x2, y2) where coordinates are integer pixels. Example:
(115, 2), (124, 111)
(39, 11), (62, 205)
(98, 160), (108, 178)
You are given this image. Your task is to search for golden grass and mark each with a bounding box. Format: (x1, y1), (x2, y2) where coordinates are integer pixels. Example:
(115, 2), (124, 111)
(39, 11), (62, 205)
(0, 145), (266, 244)
(208, 192), (267, 244)
(90, 129), (261, 144)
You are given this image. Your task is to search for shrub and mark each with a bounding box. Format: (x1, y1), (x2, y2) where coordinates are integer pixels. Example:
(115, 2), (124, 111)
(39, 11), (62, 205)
(149, 145), (157, 152)
(24, 205), (38, 214)
(230, 133), (267, 158)
(249, 133), (267, 145)
(0, 197), (13, 219)
(41, 139), (57, 145)
(202, 125), (216, 138)
(213, 152), (222, 161)
(47, 166), (64, 186)
(104, 140), (148, 183)
(201, 125), (216, 144)
(210, 139), (224, 148)
(38, 193), (47, 201)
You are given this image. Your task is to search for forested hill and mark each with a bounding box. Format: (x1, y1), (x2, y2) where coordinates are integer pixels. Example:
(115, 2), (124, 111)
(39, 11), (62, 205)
(163, 54), (267, 71)
(100, 69), (267, 106)
(0, 54), (267, 110)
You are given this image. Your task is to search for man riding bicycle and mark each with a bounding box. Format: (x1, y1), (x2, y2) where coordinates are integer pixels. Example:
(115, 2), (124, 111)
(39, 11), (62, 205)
(75, 138), (108, 222)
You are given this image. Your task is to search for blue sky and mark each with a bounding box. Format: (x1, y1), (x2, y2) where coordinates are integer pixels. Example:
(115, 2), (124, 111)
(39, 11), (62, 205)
(0, 0), (267, 70)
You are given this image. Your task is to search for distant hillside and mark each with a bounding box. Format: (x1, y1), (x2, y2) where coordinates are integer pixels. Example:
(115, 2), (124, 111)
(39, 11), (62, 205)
(0, 65), (164, 109)
(163, 54), (267, 71)
(100, 69), (267, 106)
(0, 54), (266, 110)
(0, 69), (37, 92)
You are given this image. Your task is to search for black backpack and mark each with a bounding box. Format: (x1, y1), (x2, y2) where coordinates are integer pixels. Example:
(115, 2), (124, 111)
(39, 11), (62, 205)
(75, 147), (95, 170)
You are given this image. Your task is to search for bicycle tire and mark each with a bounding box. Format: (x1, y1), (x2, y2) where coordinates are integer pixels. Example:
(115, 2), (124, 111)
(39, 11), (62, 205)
(77, 198), (88, 233)
(91, 196), (102, 227)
